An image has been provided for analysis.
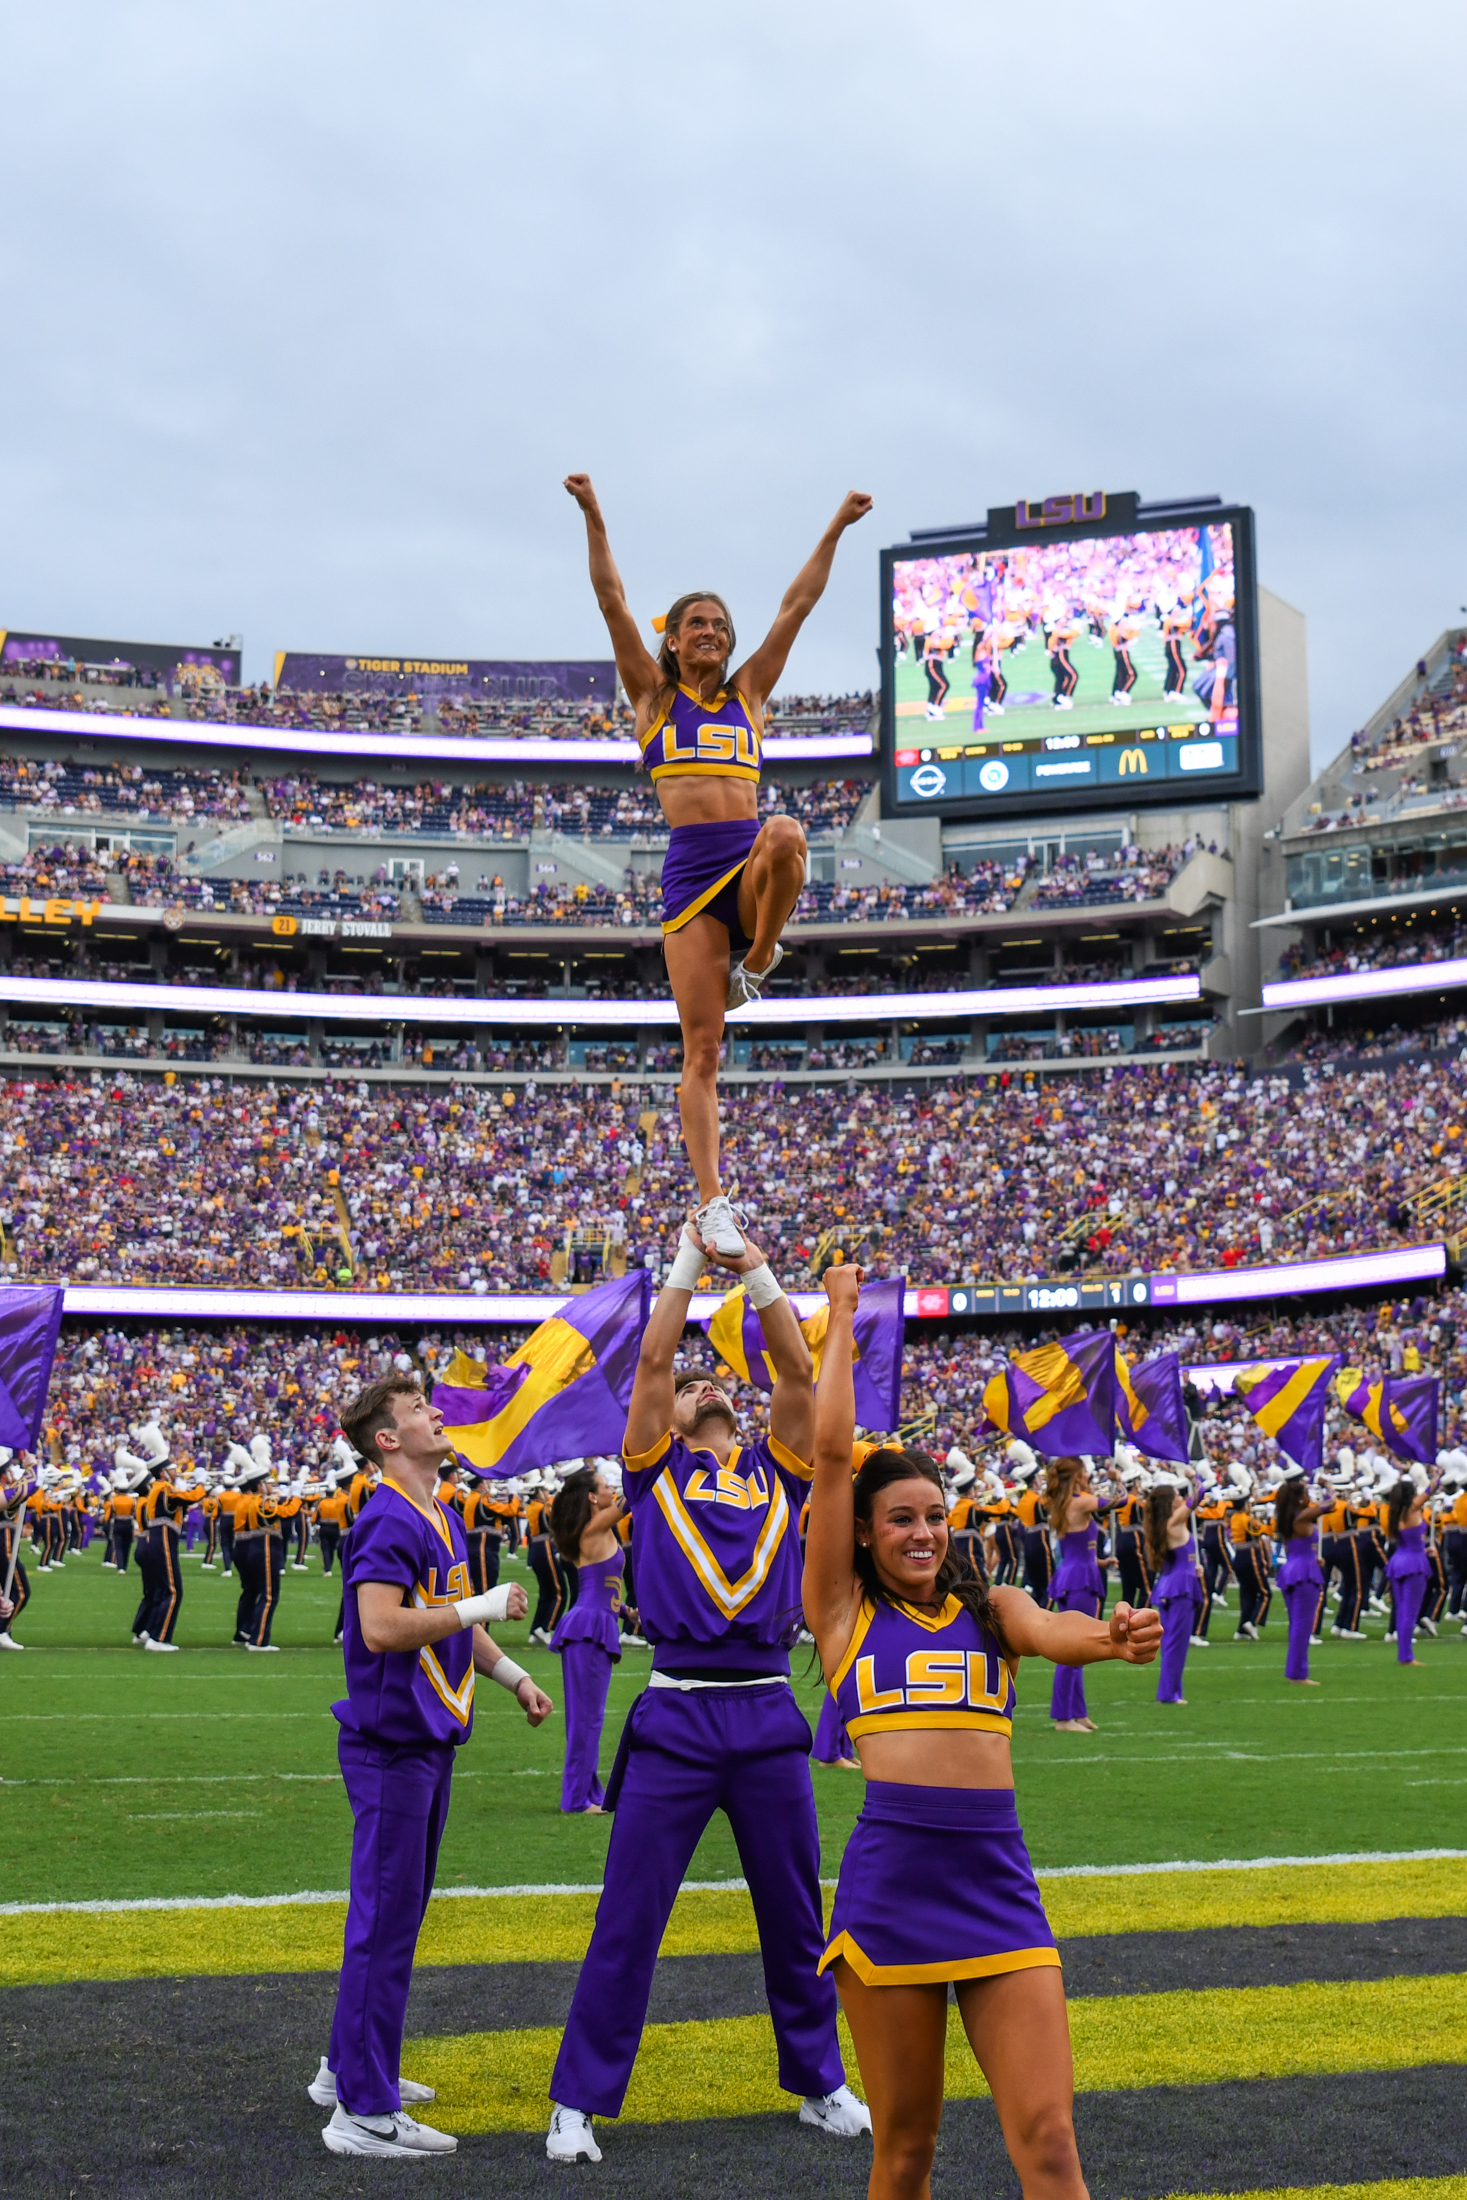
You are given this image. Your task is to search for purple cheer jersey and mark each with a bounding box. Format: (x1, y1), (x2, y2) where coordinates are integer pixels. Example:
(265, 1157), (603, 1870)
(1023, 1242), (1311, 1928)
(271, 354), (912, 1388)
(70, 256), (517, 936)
(334, 1475), (477, 1749)
(622, 1428), (813, 1672)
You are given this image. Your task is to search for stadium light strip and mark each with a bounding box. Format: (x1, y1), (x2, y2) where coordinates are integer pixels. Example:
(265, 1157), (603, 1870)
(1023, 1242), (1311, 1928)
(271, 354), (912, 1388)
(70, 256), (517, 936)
(0, 971), (1200, 1030)
(1262, 957), (1467, 1011)
(0, 702), (872, 768)
(57, 1243), (1445, 1324)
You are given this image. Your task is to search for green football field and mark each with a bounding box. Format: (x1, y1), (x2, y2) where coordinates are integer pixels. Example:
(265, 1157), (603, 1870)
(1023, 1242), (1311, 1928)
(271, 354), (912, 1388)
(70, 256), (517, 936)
(4, 1540), (1465, 1905)
(895, 621), (1211, 742)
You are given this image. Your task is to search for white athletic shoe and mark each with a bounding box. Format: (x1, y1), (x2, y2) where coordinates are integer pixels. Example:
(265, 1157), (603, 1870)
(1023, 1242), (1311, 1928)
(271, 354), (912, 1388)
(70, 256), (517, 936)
(696, 1193), (747, 1259)
(1235, 1622), (1258, 1640)
(528, 1626), (552, 1647)
(247, 1642), (280, 1653)
(322, 2103), (456, 2156)
(308, 2056), (435, 2109)
(1420, 1618), (1438, 1637)
(800, 2084), (872, 2137)
(0, 1631), (23, 1650)
(144, 1638), (179, 1653)
(1189, 1636), (1210, 1648)
(200, 1562), (215, 1570)
(727, 943), (784, 1010)
(292, 1563), (309, 1572)
(546, 2106), (602, 2163)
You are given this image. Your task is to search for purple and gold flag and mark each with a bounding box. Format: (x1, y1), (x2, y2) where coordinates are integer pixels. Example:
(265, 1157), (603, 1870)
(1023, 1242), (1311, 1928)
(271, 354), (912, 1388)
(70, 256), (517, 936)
(1116, 1347), (1190, 1463)
(981, 1329), (1117, 1457)
(1233, 1355), (1340, 1475)
(708, 1275), (906, 1435)
(432, 1269), (651, 1474)
(1335, 1368), (1439, 1464)
(0, 1283), (65, 1450)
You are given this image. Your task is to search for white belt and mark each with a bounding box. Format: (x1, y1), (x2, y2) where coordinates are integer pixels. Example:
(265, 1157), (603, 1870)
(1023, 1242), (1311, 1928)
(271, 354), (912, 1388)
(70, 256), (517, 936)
(648, 1671), (789, 1692)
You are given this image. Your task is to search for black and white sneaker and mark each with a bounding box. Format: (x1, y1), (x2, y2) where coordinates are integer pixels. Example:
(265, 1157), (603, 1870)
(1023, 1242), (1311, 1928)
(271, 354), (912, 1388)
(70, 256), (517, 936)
(547, 2106), (602, 2163)
(322, 2104), (456, 2156)
(800, 2084), (872, 2136)
(308, 2056), (435, 2109)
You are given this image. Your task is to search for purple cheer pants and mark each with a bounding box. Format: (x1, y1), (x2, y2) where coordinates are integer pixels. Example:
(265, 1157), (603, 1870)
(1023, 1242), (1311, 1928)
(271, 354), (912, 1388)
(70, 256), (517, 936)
(1049, 1589), (1100, 1721)
(1282, 1582), (1320, 1680)
(1155, 1593), (1197, 1703)
(560, 1641), (613, 1811)
(550, 1683), (844, 2117)
(328, 1732), (455, 2116)
(1393, 1576), (1426, 1664)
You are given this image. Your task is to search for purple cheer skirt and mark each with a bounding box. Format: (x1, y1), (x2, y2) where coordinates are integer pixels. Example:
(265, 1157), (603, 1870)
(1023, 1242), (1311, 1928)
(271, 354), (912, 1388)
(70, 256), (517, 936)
(820, 1782), (1060, 1987)
(660, 817), (761, 939)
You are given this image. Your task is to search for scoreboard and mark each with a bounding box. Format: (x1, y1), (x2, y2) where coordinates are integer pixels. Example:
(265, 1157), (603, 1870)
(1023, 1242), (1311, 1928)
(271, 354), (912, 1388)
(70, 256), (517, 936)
(881, 491), (1261, 821)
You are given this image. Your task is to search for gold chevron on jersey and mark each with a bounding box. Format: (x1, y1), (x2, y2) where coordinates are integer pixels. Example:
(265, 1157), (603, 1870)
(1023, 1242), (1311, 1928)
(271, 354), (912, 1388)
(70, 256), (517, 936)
(651, 1467), (792, 1618)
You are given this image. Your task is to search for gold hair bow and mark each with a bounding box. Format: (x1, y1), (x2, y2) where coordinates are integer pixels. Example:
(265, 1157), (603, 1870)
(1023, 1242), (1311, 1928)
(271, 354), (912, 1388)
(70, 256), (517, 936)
(651, 615), (667, 634)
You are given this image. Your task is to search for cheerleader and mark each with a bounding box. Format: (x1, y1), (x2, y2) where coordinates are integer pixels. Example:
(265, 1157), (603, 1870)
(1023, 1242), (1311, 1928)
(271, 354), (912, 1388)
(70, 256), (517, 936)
(549, 1465), (630, 1813)
(1145, 1475), (1203, 1704)
(1384, 1477), (1432, 1666)
(1046, 1457), (1116, 1733)
(803, 1266), (1160, 2200)
(1275, 1469), (1330, 1685)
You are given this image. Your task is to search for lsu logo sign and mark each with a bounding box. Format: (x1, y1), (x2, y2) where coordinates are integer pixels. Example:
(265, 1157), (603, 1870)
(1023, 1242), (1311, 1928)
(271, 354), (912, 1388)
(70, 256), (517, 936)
(1015, 492), (1106, 530)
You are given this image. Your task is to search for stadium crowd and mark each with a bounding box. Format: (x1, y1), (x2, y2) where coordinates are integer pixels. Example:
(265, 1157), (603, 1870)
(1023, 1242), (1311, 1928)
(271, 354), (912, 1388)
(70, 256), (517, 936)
(3, 1055), (1466, 1296)
(1274, 917), (1467, 984)
(1031, 843), (1193, 908)
(257, 773), (867, 840)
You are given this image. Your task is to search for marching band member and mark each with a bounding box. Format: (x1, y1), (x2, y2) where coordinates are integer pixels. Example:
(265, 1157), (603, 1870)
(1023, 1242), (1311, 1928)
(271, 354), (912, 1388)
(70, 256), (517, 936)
(232, 1443), (293, 1653)
(1111, 1455), (1153, 1610)
(316, 1472), (351, 1576)
(1012, 1448), (1053, 1602)
(459, 1466), (504, 1594)
(525, 1470), (569, 1647)
(131, 1439), (207, 1653)
(1226, 1468), (1273, 1639)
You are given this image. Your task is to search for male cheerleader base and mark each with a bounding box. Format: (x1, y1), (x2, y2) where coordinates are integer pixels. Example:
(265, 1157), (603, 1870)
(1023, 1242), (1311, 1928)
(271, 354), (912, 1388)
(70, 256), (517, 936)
(547, 1231), (868, 2162)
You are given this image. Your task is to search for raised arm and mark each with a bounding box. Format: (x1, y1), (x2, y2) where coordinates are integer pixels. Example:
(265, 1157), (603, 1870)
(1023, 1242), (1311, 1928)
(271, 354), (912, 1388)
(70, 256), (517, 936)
(734, 492), (873, 713)
(622, 1224), (703, 1459)
(802, 1263), (863, 1652)
(564, 474), (664, 712)
(705, 1235), (813, 1459)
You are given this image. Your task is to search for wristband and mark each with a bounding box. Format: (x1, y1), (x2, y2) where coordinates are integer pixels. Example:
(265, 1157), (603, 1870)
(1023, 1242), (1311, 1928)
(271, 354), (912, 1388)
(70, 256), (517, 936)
(667, 1233), (707, 1292)
(744, 1262), (784, 1310)
(453, 1585), (515, 1631)
(491, 1655), (530, 1695)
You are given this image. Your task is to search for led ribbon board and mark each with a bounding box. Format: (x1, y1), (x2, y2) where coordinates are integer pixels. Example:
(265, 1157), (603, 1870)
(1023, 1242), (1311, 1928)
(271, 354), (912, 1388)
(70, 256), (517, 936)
(1263, 957), (1467, 1011)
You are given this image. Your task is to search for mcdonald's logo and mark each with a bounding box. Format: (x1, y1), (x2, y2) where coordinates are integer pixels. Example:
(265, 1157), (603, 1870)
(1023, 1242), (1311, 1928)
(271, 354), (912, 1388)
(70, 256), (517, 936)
(1119, 747), (1148, 775)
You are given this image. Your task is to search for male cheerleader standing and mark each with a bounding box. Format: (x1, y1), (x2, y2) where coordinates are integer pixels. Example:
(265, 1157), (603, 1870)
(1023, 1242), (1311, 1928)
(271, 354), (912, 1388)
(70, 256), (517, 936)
(311, 1375), (553, 2157)
(546, 1224), (870, 2162)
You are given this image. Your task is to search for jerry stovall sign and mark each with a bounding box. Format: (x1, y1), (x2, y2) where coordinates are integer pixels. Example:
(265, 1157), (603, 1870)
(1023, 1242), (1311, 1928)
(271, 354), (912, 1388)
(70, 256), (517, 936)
(272, 653), (617, 705)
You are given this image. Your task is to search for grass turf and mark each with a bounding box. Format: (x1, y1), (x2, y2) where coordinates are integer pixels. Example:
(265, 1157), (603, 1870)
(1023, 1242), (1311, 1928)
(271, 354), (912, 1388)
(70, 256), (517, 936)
(3, 1543), (1466, 1905)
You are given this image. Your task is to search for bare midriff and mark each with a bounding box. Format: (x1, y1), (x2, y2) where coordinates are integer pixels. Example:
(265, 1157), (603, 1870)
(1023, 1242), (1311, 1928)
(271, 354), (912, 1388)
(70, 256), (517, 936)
(856, 1728), (1016, 1790)
(650, 772), (761, 828)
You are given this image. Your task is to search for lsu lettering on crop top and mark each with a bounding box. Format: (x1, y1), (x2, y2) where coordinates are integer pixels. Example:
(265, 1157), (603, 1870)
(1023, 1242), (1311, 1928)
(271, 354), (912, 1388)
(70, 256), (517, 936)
(829, 1593), (1017, 1741)
(640, 684), (763, 785)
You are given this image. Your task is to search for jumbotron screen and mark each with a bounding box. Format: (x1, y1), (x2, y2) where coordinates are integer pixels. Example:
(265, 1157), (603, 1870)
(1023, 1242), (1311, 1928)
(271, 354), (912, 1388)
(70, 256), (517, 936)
(881, 495), (1260, 819)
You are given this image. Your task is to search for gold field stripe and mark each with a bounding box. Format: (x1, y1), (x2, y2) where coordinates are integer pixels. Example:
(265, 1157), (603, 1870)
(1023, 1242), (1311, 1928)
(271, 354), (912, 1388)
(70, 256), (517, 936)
(7, 1859), (1467, 1987)
(405, 1973), (1467, 2135)
(1166, 2187), (1467, 2200)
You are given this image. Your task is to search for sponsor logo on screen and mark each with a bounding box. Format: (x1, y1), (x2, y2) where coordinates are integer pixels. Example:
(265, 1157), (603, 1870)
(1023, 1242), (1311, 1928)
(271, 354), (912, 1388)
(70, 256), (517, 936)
(1178, 741), (1225, 771)
(1119, 747), (1149, 774)
(909, 763), (947, 798)
(978, 760), (1010, 792)
(1035, 759), (1093, 778)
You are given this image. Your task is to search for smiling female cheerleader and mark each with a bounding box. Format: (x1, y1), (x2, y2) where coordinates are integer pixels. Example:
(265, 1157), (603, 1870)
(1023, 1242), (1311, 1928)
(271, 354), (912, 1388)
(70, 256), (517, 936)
(549, 1464), (631, 1813)
(1145, 1474), (1204, 1704)
(1275, 1468), (1330, 1685)
(803, 1265), (1160, 2200)
(1046, 1456), (1115, 1733)
(1384, 1476), (1432, 1667)
(564, 473), (871, 1257)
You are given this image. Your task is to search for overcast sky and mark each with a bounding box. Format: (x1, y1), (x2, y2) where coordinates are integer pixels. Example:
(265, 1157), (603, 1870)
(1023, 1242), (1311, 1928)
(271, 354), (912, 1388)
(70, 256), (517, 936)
(2, 1), (1462, 770)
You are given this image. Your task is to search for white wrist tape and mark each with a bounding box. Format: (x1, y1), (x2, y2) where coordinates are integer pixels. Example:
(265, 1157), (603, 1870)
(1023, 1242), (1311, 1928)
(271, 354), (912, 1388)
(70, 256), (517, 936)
(491, 1655), (530, 1694)
(744, 1262), (785, 1310)
(667, 1234), (706, 1291)
(453, 1586), (515, 1631)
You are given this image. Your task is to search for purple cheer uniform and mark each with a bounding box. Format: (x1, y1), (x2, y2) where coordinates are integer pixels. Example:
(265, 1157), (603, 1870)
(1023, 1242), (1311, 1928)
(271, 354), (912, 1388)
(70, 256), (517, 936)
(1278, 1526), (1324, 1681)
(550, 1425), (845, 2119)
(327, 1476), (475, 2118)
(819, 1593), (1057, 1984)
(1152, 1532), (1203, 1704)
(1049, 1521), (1103, 1722)
(1386, 1521), (1430, 1664)
(645, 683), (765, 947)
(551, 1550), (624, 1811)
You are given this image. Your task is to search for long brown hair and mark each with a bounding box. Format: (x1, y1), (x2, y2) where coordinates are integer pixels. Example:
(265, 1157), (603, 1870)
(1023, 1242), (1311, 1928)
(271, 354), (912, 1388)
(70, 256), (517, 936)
(657, 592), (738, 698)
(1143, 1484), (1179, 1573)
(1043, 1456), (1088, 1533)
(852, 1447), (1008, 1657)
(1385, 1479), (1417, 1539)
(1274, 1476), (1308, 1541)
(550, 1467), (599, 1561)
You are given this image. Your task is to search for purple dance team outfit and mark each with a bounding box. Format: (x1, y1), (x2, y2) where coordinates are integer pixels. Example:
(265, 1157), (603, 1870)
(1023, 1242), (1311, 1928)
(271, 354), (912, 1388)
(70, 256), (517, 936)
(1386, 1522), (1430, 1665)
(329, 1476), (476, 2119)
(551, 1550), (624, 1810)
(1153, 1511), (1204, 1704)
(1049, 1520), (1104, 1722)
(644, 684), (763, 947)
(813, 1691), (858, 1764)
(550, 1424), (846, 2119)
(820, 1594), (1057, 1984)
(1278, 1525), (1324, 1681)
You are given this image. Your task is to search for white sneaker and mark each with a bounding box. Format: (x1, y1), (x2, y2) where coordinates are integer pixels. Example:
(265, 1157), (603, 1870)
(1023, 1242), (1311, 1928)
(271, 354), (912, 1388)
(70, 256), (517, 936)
(200, 1562), (215, 1570)
(308, 2057), (435, 2109)
(1235, 1622), (1257, 1640)
(293, 1563), (309, 1572)
(528, 1626), (552, 1647)
(144, 1638), (180, 1653)
(727, 942), (784, 1010)
(1189, 1636), (1210, 1647)
(322, 2103), (456, 2156)
(800, 2084), (872, 2137)
(1420, 1618), (1438, 1637)
(696, 1193), (747, 1258)
(0, 1631), (23, 1650)
(547, 2106), (602, 2163)
(247, 1642), (280, 1653)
